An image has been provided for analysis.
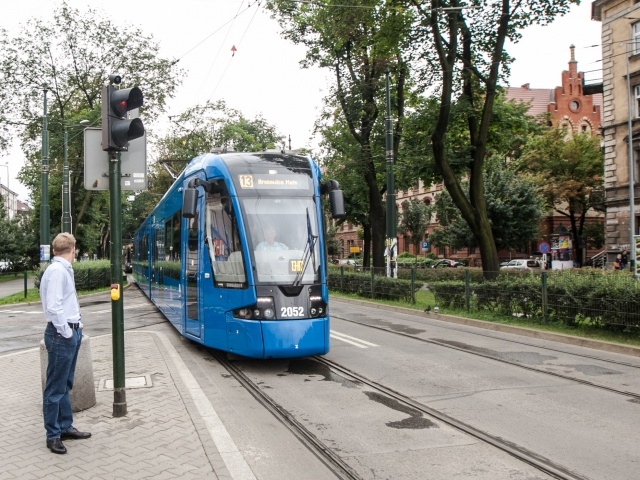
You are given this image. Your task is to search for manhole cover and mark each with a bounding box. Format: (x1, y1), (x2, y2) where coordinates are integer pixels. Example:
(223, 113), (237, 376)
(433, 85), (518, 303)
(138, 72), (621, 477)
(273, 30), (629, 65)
(98, 374), (152, 391)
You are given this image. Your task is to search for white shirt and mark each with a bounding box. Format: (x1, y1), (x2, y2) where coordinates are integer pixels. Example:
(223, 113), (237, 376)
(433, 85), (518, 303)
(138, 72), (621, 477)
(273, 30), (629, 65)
(256, 242), (288, 251)
(40, 257), (81, 338)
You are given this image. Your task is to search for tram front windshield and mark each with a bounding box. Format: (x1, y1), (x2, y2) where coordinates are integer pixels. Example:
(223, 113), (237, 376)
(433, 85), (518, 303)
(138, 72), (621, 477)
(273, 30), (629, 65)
(242, 197), (320, 285)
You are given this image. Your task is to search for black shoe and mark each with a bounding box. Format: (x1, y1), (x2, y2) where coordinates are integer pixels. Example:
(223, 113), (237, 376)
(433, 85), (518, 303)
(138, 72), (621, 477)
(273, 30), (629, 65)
(46, 438), (67, 454)
(60, 426), (91, 440)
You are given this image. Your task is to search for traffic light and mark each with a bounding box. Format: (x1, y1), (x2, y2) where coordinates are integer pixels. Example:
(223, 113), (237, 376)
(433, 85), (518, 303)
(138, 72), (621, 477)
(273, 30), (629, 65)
(101, 79), (144, 152)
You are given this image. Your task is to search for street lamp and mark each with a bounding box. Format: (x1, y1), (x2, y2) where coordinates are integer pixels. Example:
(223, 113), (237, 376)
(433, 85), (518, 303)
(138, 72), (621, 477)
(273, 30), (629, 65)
(385, 68), (397, 278)
(625, 40), (637, 276)
(62, 120), (89, 233)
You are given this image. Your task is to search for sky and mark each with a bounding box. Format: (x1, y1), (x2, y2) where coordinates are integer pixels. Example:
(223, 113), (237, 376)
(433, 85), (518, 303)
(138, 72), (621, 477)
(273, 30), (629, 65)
(1, 0), (602, 203)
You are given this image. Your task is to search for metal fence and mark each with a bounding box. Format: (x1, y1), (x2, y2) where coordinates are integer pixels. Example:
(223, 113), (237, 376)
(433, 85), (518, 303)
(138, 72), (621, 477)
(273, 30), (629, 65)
(328, 266), (640, 329)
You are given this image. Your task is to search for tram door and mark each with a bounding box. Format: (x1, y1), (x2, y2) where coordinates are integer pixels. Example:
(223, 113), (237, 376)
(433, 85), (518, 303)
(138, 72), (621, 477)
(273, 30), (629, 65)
(184, 204), (201, 338)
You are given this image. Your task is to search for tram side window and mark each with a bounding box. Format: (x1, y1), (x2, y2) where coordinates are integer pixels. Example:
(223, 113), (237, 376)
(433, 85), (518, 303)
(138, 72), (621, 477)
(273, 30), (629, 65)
(186, 211), (199, 282)
(163, 210), (182, 281)
(205, 192), (246, 285)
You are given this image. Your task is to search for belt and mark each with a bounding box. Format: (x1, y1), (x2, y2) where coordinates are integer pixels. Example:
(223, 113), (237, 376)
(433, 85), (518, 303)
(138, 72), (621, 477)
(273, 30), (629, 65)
(67, 322), (81, 330)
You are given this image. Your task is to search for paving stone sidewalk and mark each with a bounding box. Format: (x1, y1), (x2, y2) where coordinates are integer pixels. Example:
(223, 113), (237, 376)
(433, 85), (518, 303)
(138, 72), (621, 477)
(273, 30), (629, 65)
(0, 331), (226, 480)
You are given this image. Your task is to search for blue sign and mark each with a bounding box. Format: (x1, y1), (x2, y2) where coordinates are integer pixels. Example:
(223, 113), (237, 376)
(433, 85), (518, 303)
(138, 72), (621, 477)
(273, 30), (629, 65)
(538, 242), (550, 254)
(422, 241), (429, 250)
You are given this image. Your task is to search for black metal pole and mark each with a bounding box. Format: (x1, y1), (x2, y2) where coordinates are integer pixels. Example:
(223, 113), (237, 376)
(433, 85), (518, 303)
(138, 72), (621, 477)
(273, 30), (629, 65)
(109, 151), (127, 417)
(40, 85), (50, 265)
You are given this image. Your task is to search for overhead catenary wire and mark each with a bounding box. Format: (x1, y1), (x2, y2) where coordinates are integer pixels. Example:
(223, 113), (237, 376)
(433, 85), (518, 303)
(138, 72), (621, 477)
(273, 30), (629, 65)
(206, 1), (263, 103)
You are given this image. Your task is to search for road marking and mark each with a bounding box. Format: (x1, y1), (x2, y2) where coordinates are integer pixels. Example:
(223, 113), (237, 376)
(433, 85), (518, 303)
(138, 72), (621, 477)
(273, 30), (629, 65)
(150, 331), (257, 480)
(331, 330), (378, 348)
(93, 302), (154, 314)
(0, 310), (40, 315)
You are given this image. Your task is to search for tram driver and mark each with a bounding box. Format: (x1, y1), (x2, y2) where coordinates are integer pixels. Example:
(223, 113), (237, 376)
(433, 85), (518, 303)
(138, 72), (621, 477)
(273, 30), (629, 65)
(256, 225), (288, 251)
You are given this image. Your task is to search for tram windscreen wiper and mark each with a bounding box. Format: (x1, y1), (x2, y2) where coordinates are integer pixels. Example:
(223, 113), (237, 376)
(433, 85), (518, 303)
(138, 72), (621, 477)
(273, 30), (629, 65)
(293, 208), (317, 286)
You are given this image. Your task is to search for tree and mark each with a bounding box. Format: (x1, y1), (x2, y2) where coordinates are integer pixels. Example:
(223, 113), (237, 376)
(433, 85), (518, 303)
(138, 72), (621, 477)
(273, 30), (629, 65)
(266, 0), (413, 269)
(0, 199), (38, 270)
(407, 0), (578, 277)
(430, 160), (545, 256)
(399, 198), (433, 253)
(519, 129), (604, 266)
(0, 3), (182, 255)
(318, 108), (374, 264)
(156, 101), (285, 178)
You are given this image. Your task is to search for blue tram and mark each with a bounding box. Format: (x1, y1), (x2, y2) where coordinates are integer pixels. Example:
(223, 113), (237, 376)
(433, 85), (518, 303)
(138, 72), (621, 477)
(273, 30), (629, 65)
(132, 151), (344, 358)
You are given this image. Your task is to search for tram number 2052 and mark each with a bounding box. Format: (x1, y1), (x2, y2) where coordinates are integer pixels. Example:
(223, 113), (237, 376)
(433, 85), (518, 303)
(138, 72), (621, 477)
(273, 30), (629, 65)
(281, 306), (305, 318)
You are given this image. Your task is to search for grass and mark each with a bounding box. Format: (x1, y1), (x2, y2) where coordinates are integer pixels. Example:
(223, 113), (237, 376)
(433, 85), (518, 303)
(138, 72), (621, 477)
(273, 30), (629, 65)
(0, 286), (111, 306)
(0, 289), (40, 305)
(0, 271), (33, 284)
(330, 290), (640, 349)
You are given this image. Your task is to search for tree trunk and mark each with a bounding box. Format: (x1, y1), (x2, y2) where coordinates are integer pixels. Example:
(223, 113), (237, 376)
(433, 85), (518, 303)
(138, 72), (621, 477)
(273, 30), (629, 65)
(362, 222), (371, 268)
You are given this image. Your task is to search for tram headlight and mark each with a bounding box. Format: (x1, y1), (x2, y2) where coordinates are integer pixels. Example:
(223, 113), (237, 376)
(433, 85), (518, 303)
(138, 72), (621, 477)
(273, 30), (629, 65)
(257, 297), (275, 319)
(308, 294), (326, 318)
(233, 297), (275, 320)
(235, 308), (253, 319)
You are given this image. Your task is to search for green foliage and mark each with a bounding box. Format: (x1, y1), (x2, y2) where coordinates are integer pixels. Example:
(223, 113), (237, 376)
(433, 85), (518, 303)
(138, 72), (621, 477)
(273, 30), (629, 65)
(327, 269), (416, 303)
(34, 260), (111, 291)
(156, 101), (286, 172)
(430, 160), (544, 251)
(0, 208), (38, 270)
(0, 4), (182, 258)
(399, 199), (433, 252)
(519, 129), (605, 265)
(406, 0), (578, 274)
(429, 269), (640, 329)
(520, 130), (604, 208)
(266, 0), (414, 269)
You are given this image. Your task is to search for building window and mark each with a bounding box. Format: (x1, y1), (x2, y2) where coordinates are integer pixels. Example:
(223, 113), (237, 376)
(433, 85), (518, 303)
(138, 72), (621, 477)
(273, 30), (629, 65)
(634, 23), (640, 55)
(635, 85), (640, 118)
(569, 100), (580, 112)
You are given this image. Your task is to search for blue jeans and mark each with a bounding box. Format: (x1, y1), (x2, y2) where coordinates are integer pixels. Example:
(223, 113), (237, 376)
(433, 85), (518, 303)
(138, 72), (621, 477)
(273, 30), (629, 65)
(43, 323), (82, 440)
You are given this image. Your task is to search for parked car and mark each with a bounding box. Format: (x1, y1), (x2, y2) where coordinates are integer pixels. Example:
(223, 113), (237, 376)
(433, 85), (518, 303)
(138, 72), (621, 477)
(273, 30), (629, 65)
(499, 259), (542, 273)
(431, 259), (462, 268)
(337, 259), (360, 267)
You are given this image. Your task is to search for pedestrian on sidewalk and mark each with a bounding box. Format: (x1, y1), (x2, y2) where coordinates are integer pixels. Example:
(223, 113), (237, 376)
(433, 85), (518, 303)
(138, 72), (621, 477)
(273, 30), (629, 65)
(40, 233), (91, 454)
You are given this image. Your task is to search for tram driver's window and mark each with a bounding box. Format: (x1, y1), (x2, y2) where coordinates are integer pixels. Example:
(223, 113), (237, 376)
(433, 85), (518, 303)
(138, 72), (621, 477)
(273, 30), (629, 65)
(206, 192), (245, 284)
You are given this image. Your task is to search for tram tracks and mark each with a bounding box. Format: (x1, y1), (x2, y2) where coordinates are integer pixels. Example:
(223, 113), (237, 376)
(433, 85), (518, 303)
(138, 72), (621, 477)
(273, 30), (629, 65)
(333, 314), (640, 402)
(214, 350), (587, 480)
(213, 351), (361, 480)
(317, 356), (587, 480)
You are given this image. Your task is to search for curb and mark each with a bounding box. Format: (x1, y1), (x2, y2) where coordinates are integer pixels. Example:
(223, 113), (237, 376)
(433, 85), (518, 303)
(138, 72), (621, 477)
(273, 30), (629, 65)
(331, 296), (640, 358)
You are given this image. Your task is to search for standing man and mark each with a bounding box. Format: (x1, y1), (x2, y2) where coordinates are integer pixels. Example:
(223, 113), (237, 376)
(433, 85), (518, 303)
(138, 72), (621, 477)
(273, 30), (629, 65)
(40, 233), (91, 454)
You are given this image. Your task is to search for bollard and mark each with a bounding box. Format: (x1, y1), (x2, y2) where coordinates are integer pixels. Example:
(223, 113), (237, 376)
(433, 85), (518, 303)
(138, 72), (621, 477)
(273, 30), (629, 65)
(39, 334), (96, 412)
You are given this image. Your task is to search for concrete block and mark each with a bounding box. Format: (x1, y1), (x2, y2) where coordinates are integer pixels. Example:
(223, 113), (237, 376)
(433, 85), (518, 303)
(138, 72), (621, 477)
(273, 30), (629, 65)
(40, 334), (97, 412)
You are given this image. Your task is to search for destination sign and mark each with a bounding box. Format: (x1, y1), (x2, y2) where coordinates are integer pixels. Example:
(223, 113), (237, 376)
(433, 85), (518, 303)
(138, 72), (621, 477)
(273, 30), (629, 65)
(237, 174), (309, 190)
